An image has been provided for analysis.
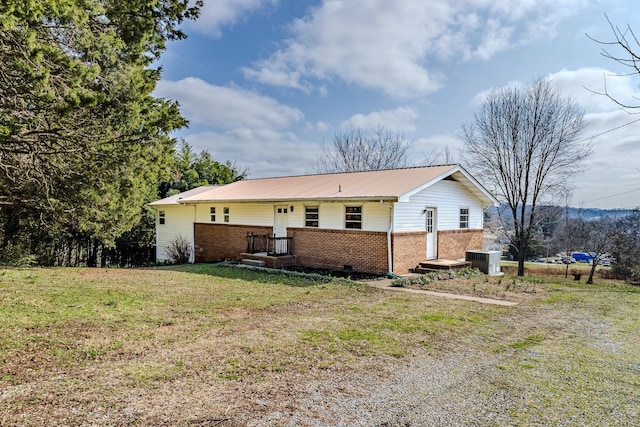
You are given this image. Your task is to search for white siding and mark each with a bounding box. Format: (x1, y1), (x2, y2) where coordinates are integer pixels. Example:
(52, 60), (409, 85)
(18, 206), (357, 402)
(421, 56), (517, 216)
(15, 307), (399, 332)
(307, 202), (390, 231)
(157, 200), (394, 260)
(393, 180), (484, 232)
(363, 202), (392, 232)
(155, 205), (196, 262)
(287, 203), (303, 228)
(320, 203), (344, 229)
(194, 203), (273, 226)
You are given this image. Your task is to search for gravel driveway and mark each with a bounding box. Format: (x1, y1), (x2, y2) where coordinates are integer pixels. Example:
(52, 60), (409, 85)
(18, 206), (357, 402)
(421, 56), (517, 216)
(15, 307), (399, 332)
(231, 298), (639, 427)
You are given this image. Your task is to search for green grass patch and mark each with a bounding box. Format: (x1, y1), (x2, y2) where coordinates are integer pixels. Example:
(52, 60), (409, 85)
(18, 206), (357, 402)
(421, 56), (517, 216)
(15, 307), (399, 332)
(1, 264), (639, 426)
(509, 333), (546, 349)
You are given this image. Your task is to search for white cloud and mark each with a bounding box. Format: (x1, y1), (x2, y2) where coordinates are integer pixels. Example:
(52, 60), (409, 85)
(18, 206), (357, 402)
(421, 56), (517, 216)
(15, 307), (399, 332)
(467, 68), (640, 113)
(305, 121), (328, 132)
(155, 78), (303, 129)
(464, 68), (640, 208)
(548, 68), (640, 113)
(412, 135), (462, 164)
(341, 107), (418, 132)
(188, 0), (278, 37)
(244, 0), (588, 97)
(184, 129), (320, 178)
(154, 78), (319, 177)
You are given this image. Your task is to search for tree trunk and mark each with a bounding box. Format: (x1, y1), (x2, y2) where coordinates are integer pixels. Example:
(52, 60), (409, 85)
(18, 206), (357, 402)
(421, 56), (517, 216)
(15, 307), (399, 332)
(517, 243), (526, 276)
(587, 261), (597, 284)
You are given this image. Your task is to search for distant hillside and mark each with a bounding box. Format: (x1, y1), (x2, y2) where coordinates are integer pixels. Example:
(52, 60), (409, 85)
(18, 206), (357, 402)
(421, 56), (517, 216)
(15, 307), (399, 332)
(566, 207), (636, 220)
(486, 206), (636, 221)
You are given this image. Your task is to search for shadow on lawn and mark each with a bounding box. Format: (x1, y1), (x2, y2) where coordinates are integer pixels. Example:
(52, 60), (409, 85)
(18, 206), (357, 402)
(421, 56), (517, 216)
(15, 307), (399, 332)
(154, 262), (369, 288)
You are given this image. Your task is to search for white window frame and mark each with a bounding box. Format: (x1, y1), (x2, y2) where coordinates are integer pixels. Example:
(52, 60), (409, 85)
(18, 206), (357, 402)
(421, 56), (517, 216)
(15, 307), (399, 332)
(305, 206), (319, 227)
(459, 208), (469, 229)
(345, 206), (362, 229)
(210, 207), (216, 222)
(223, 207), (230, 223)
(158, 210), (165, 225)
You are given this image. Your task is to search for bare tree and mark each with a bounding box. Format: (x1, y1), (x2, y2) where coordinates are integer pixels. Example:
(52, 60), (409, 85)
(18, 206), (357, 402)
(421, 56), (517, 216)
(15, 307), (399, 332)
(610, 210), (640, 284)
(421, 145), (456, 166)
(587, 15), (640, 109)
(462, 78), (590, 276)
(315, 126), (411, 173)
(571, 216), (615, 284)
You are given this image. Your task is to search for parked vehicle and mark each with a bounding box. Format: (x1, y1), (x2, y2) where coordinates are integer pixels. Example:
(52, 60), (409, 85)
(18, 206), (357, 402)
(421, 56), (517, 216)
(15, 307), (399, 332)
(571, 252), (592, 263)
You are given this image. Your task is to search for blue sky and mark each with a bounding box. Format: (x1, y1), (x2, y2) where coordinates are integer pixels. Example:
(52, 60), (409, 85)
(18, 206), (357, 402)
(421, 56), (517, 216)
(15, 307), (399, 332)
(155, 0), (640, 209)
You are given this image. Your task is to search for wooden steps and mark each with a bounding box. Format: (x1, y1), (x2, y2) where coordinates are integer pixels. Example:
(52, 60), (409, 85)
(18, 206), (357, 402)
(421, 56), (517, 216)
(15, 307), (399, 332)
(413, 259), (471, 274)
(241, 258), (266, 267)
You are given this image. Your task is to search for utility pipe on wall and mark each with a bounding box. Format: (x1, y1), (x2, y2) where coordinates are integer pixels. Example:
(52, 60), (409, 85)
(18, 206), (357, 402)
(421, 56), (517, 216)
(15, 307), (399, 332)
(383, 201), (394, 275)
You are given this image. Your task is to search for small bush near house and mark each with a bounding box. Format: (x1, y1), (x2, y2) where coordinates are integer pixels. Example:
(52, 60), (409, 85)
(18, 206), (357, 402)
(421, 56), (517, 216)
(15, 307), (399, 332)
(165, 235), (192, 264)
(391, 268), (482, 287)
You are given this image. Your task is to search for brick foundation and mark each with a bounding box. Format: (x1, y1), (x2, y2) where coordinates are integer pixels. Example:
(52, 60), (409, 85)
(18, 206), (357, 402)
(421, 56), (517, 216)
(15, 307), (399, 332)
(194, 223), (273, 262)
(193, 223), (484, 275)
(437, 229), (483, 260)
(391, 232), (427, 275)
(289, 228), (388, 275)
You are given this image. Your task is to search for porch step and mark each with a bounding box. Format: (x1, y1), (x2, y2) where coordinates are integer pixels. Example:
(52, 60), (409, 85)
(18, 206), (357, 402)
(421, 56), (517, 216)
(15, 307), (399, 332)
(241, 258), (266, 267)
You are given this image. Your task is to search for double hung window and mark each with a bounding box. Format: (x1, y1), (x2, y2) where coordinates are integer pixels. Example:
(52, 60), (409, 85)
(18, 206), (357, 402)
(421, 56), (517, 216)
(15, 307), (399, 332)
(305, 206), (319, 227)
(345, 206), (362, 229)
(459, 208), (469, 229)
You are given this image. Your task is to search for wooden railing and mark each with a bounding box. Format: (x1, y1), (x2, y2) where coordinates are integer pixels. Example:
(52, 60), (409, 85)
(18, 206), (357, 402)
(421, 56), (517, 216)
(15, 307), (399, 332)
(246, 232), (268, 253)
(246, 233), (293, 256)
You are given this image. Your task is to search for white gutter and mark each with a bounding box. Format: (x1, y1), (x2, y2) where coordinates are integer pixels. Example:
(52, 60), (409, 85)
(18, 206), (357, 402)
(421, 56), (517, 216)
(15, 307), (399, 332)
(386, 202), (394, 276)
(180, 200), (197, 264)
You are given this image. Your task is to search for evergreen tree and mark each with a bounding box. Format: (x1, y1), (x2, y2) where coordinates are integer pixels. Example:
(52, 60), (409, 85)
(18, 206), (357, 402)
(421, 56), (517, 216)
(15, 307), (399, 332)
(0, 0), (201, 264)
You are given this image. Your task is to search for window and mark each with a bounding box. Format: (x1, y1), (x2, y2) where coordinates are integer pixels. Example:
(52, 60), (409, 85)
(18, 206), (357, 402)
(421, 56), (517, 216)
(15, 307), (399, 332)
(158, 211), (165, 225)
(210, 207), (216, 222)
(305, 206), (319, 227)
(345, 206), (362, 229)
(426, 209), (434, 233)
(223, 207), (230, 223)
(459, 208), (469, 229)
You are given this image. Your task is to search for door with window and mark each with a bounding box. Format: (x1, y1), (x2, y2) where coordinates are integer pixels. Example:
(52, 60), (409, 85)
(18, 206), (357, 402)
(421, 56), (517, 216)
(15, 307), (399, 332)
(426, 208), (437, 260)
(274, 206), (288, 237)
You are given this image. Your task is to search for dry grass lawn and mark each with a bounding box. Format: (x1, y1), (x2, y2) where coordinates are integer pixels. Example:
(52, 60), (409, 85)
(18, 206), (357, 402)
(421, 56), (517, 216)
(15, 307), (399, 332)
(0, 264), (638, 426)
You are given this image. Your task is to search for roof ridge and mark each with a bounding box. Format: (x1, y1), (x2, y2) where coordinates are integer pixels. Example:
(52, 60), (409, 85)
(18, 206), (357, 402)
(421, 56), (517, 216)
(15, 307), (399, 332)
(241, 164), (460, 182)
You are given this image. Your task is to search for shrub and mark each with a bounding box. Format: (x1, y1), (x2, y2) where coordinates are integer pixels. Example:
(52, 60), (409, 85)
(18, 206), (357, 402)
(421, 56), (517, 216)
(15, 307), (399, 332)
(165, 235), (193, 264)
(390, 268), (482, 287)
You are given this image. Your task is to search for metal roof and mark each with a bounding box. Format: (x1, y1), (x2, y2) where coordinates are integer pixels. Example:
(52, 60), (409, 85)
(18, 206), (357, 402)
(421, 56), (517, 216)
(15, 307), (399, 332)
(149, 185), (222, 206)
(165, 165), (498, 206)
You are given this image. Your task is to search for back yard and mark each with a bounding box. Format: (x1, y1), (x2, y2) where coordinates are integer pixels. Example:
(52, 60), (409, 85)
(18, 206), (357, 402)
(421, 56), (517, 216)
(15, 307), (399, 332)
(1, 264), (638, 426)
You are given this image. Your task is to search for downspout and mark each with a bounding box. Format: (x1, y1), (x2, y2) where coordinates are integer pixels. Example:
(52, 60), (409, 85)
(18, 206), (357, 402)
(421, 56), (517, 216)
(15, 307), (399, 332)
(192, 204), (197, 263)
(192, 203), (197, 263)
(181, 200), (197, 264)
(386, 202), (395, 277)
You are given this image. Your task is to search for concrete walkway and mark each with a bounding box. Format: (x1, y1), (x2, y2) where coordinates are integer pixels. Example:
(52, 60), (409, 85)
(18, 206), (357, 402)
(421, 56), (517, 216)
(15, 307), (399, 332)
(367, 279), (518, 306)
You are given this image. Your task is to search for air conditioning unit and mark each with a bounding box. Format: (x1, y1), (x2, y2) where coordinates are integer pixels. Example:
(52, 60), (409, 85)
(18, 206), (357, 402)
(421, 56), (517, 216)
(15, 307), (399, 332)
(465, 250), (502, 275)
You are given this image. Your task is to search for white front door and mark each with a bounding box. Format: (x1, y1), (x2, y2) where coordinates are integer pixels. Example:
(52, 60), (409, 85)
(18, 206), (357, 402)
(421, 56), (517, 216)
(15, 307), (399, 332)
(274, 206), (288, 237)
(426, 208), (437, 260)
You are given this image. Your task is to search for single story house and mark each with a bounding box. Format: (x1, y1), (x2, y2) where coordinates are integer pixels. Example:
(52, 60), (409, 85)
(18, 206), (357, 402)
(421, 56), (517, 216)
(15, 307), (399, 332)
(150, 164), (499, 275)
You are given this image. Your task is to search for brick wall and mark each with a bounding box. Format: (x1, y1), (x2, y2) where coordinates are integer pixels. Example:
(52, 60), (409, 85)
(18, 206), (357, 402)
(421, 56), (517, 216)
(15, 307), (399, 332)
(194, 223), (484, 274)
(437, 229), (483, 260)
(194, 223), (272, 262)
(391, 231), (427, 274)
(289, 228), (388, 274)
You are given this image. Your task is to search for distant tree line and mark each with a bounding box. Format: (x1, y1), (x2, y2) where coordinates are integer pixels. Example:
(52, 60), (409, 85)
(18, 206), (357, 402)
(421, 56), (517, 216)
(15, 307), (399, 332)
(0, 139), (244, 267)
(486, 206), (640, 284)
